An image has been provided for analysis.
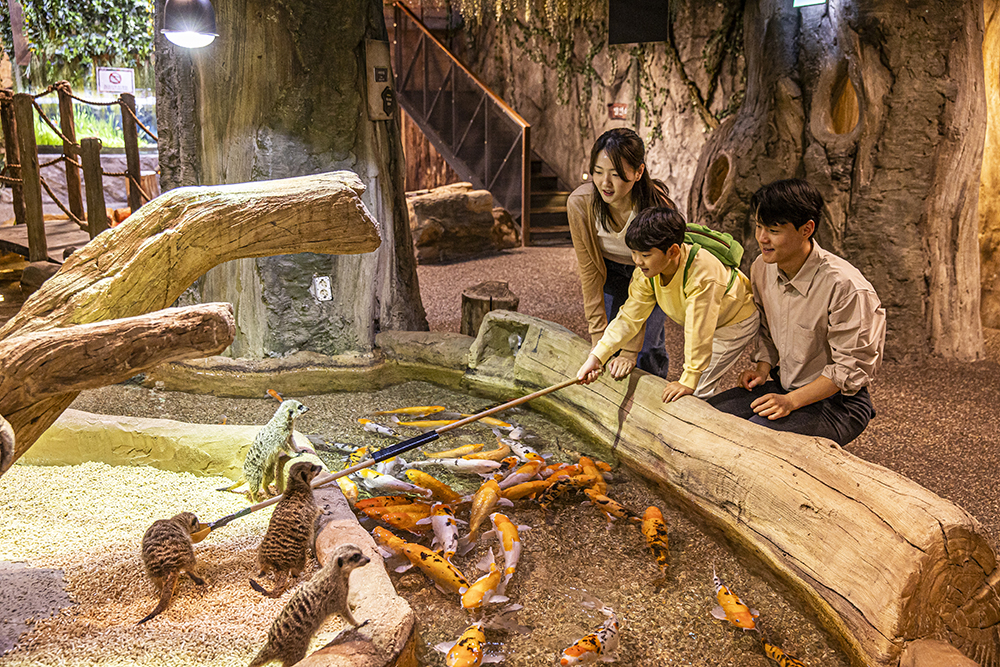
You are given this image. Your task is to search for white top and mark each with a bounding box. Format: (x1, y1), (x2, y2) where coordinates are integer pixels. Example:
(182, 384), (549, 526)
(595, 208), (636, 265)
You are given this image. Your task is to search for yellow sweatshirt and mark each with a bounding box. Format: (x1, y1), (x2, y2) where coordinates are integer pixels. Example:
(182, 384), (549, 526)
(591, 244), (757, 389)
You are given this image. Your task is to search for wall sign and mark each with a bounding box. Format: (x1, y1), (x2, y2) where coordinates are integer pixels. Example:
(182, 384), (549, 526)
(97, 67), (135, 94)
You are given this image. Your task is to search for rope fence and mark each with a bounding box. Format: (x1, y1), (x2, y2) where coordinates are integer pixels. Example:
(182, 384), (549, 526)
(39, 176), (88, 230)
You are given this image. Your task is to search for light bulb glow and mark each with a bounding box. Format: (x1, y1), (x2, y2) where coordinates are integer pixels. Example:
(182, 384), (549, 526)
(793, 0), (825, 6)
(163, 30), (216, 48)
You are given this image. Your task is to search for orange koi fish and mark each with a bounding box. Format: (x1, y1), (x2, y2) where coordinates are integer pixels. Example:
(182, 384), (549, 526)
(560, 594), (621, 666)
(583, 487), (639, 525)
(361, 502), (432, 520)
(497, 455), (545, 490)
(641, 506), (669, 579)
(417, 502), (465, 563)
(501, 479), (552, 501)
(336, 475), (359, 506)
(375, 527), (470, 594)
(434, 622), (505, 667)
(578, 456), (608, 495)
(711, 567), (759, 630)
(763, 639), (808, 667)
(357, 468), (434, 498)
(463, 439), (511, 461)
(425, 443), (485, 458)
(486, 512), (528, 590)
(355, 494), (416, 510)
(460, 414), (512, 429)
(378, 510), (434, 536)
(537, 474), (597, 512)
(373, 405), (446, 417)
(461, 548), (509, 610)
(459, 479), (512, 554)
(540, 462), (582, 479)
(393, 417), (461, 428)
(404, 469), (463, 503)
(372, 526), (408, 559)
(266, 389), (283, 403)
(488, 456), (521, 483)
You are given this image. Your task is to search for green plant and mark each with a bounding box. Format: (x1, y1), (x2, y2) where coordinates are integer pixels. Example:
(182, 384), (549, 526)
(33, 105), (154, 148)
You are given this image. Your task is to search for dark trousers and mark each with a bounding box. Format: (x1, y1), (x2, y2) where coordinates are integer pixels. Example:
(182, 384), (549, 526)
(604, 257), (670, 378)
(707, 379), (875, 446)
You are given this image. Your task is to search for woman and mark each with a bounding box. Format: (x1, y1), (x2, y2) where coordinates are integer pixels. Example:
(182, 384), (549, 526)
(567, 127), (674, 379)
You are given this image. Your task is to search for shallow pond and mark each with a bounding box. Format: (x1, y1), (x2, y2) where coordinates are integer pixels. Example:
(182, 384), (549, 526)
(58, 380), (852, 666)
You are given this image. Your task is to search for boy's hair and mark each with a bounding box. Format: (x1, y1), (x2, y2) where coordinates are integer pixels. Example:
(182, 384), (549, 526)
(625, 206), (686, 253)
(750, 179), (823, 238)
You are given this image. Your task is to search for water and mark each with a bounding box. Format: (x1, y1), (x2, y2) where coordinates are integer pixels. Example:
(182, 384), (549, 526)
(71, 380), (851, 667)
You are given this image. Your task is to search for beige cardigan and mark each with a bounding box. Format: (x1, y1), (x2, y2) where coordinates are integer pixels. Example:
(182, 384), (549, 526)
(567, 182), (645, 362)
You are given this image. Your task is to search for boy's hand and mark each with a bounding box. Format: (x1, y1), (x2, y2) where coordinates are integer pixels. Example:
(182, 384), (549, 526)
(577, 355), (604, 384)
(740, 362), (772, 390)
(662, 381), (694, 403)
(607, 356), (635, 379)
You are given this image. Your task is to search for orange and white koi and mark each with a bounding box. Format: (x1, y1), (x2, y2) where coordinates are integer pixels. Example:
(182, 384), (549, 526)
(358, 418), (398, 437)
(492, 429), (542, 460)
(425, 443), (485, 458)
(462, 549), (509, 610)
(461, 414), (512, 429)
(404, 469), (463, 503)
(407, 458), (503, 475)
(641, 506), (669, 578)
(393, 417), (462, 428)
(583, 487), (639, 525)
(711, 567), (759, 630)
(357, 468), (434, 497)
(463, 439), (511, 461)
(488, 456), (521, 483)
(485, 512), (528, 591)
(560, 595), (621, 665)
(578, 456), (608, 495)
(501, 479), (552, 501)
(417, 502), (465, 563)
(459, 479), (512, 553)
(540, 462), (582, 479)
(497, 455), (545, 490)
(763, 639), (807, 667)
(373, 405), (446, 417)
(434, 622), (505, 667)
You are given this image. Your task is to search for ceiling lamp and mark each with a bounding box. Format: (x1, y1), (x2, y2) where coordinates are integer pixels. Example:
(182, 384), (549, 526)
(162, 0), (218, 48)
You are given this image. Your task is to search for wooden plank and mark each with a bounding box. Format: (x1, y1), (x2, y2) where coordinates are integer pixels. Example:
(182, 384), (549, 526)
(81, 137), (109, 238)
(12, 94), (46, 262)
(57, 84), (84, 221)
(0, 218), (90, 263)
(120, 93), (142, 212)
(0, 97), (26, 227)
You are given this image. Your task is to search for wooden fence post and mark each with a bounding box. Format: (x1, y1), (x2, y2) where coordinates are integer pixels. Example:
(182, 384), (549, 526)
(12, 93), (46, 262)
(120, 93), (142, 213)
(80, 137), (108, 238)
(57, 82), (84, 221)
(0, 94), (26, 228)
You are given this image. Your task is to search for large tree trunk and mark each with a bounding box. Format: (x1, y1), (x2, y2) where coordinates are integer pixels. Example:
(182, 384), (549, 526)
(688, 0), (986, 362)
(982, 0), (1000, 329)
(154, 0), (427, 360)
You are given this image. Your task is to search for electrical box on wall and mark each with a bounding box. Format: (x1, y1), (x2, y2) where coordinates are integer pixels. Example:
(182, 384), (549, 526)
(365, 39), (395, 121)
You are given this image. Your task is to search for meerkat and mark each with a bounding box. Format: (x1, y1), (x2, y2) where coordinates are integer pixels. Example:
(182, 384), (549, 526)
(221, 399), (309, 502)
(248, 543), (370, 667)
(250, 460), (323, 598)
(138, 511), (206, 624)
(272, 450), (328, 497)
(0, 414), (14, 474)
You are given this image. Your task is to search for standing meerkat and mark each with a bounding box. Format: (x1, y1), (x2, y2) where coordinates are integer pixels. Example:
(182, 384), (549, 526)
(138, 511), (206, 624)
(248, 543), (370, 667)
(239, 399), (309, 502)
(250, 460), (323, 598)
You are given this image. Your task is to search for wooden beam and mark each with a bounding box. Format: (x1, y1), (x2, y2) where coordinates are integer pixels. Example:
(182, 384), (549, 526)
(12, 93), (45, 262)
(80, 137), (108, 238)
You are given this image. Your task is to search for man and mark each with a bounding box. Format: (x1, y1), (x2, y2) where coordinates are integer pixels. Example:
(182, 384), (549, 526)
(709, 179), (886, 446)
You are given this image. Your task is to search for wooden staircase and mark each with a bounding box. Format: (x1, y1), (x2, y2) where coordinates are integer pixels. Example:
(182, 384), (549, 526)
(525, 157), (571, 246)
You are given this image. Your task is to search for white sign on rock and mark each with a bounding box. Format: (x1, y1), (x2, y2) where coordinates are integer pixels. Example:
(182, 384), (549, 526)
(96, 67), (135, 94)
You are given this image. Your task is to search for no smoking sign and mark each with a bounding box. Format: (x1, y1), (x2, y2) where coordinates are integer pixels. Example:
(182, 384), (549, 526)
(97, 67), (135, 94)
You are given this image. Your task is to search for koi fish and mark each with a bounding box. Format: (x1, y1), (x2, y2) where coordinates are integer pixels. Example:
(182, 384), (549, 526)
(488, 456), (522, 483)
(266, 388), (283, 402)
(355, 494), (417, 510)
(501, 479), (552, 501)
(497, 455), (545, 490)
(485, 512), (528, 591)
(463, 439), (511, 461)
(461, 414), (512, 429)
(400, 541), (470, 594)
(578, 456), (608, 495)
(711, 567), (759, 630)
(641, 506), (669, 579)
(459, 479), (513, 553)
(492, 429), (542, 460)
(560, 594), (621, 665)
(425, 443), (485, 458)
(537, 474), (596, 512)
(336, 475), (359, 506)
(357, 468), (434, 498)
(583, 487), (639, 526)
(372, 526), (407, 559)
(407, 458), (503, 474)
(393, 417), (461, 428)
(404, 469), (463, 503)
(540, 462), (582, 479)
(763, 640), (808, 667)
(378, 510), (435, 536)
(434, 622), (505, 667)
(361, 502), (432, 520)
(358, 418), (398, 437)
(417, 502), (465, 563)
(374, 405), (446, 417)
(462, 549), (509, 610)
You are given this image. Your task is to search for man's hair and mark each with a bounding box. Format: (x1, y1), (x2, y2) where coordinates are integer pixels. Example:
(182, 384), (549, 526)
(625, 206), (686, 252)
(750, 179), (823, 237)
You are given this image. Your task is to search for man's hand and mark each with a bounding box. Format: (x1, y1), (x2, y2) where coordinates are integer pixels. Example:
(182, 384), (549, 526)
(750, 392), (797, 420)
(577, 355), (604, 384)
(607, 356), (636, 380)
(740, 362), (772, 390)
(662, 381), (694, 403)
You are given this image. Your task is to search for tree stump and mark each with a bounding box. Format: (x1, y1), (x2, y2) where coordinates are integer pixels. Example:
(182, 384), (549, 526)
(460, 281), (519, 336)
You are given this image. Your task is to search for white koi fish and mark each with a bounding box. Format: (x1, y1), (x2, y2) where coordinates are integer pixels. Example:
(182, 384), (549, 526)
(358, 418), (398, 438)
(484, 512), (529, 592)
(407, 458), (503, 474)
(560, 593), (621, 665)
(491, 428), (541, 460)
(416, 502), (465, 564)
(357, 468), (433, 498)
(497, 454), (545, 489)
(434, 622), (505, 667)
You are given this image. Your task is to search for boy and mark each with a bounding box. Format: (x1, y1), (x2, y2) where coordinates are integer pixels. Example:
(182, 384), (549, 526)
(708, 179), (885, 446)
(577, 206), (759, 401)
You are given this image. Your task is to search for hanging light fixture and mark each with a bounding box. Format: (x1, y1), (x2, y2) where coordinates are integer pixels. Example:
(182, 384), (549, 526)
(162, 0), (218, 48)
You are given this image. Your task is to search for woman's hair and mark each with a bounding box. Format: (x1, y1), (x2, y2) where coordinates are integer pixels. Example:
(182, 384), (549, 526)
(588, 128), (675, 232)
(750, 178), (823, 239)
(625, 206), (686, 253)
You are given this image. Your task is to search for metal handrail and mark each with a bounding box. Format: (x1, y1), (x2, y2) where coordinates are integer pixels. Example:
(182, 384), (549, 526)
(391, 2), (532, 244)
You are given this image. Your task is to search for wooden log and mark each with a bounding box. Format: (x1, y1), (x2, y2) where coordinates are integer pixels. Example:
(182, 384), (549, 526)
(12, 93), (45, 262)
(80, 137), (108, 238)
(0, 95), (27, 227)
(459, 280), (519, 336)
(0, 170), (381, 463)
(120, 92), (143, 212)
(0, 302), (236, 472)
(57, 83), (84, 221)
(460, 309), (1000, 667)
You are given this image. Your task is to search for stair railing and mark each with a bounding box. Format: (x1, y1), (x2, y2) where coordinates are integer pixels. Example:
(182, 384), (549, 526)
(390, 2), (532, 244)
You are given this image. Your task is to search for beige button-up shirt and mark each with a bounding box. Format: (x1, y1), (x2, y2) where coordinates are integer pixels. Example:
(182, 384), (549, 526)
(750, 241), (886, 395)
